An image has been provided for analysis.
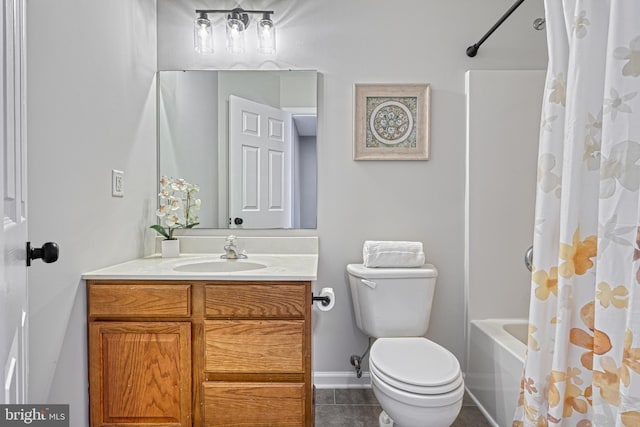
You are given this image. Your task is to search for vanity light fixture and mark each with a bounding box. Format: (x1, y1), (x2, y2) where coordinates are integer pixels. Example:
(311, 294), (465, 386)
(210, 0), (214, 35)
(194, 8), (276, 55)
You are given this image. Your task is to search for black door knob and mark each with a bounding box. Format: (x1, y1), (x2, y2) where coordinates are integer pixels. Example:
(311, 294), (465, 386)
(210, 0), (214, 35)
(234, 217), (244, 225)
(26, 241), (59, 266)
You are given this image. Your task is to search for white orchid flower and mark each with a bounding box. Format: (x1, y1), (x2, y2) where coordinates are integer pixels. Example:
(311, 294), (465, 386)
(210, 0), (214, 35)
(159, 176), (170, 188)
(168, 197), (181, 211)
(164, 214), (180, 227)
(172, 178), (187, 191)
(156, 204), (171, 217)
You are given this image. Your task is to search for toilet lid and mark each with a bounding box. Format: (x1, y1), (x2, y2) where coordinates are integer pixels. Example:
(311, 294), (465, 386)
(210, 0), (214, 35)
(370, 338), (461, 390)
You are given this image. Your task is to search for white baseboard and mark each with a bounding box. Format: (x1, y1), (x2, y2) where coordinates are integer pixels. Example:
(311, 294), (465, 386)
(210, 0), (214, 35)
(464, 387), (499, 427)
(313, 371), (371, 389)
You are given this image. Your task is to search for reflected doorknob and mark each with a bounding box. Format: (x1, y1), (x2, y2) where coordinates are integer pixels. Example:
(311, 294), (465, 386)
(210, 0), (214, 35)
(26, 241), (59, 266)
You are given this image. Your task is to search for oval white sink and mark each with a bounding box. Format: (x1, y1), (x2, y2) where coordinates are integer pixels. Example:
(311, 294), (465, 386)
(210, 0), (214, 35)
(173, 260), (266, 273)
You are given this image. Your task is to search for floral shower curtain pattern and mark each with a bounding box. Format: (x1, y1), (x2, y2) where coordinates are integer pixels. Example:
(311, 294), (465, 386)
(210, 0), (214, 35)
(514, 1), (640, 426)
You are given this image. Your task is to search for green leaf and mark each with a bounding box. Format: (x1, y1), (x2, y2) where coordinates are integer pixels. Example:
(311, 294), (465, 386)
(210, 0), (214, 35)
(149, 224), (170, 239)
(185, 222), (200, 229)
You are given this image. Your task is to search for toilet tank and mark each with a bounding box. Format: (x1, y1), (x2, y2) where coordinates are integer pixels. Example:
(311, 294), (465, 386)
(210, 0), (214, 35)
(347, 264), (438, 338)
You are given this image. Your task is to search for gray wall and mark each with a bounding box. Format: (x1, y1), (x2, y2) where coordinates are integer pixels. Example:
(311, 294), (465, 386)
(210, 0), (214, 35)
(466, 70), (546, 323)
(26, 0), (157, 423)
(157, 0), (548, 382)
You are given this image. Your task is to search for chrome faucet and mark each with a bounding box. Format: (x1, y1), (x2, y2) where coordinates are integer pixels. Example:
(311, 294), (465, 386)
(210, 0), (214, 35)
(221, 235), (247, 259)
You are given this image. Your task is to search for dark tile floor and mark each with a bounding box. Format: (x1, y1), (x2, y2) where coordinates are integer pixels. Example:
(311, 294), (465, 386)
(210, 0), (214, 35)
(314, 388), (492, 427)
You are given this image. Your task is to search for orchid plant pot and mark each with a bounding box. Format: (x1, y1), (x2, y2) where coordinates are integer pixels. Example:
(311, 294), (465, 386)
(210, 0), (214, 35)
(161, 239), (180, 258)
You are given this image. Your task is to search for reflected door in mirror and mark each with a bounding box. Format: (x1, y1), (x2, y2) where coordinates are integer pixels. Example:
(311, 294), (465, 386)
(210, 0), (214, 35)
(229, 95), (292, 229)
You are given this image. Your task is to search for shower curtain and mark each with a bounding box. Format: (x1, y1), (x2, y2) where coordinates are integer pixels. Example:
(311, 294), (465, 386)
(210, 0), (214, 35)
(514, 1), (640, 426)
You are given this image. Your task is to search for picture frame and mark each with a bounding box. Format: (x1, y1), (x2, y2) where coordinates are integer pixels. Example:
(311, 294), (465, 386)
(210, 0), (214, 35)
(354, 83), (430, 160)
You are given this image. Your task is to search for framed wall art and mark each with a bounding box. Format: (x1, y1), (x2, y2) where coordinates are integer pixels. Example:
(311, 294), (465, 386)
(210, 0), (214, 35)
(354, 83), (430, 160)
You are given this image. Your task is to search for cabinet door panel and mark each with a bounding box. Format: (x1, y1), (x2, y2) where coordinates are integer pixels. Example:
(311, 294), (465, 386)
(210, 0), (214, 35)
(203, 382), (304, 427)
(89, 322), (191, 426)
(204, 320), (303, 373)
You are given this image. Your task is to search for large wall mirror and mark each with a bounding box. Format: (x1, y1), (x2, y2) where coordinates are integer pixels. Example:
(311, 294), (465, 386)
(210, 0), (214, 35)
(158, 70), (317, 229)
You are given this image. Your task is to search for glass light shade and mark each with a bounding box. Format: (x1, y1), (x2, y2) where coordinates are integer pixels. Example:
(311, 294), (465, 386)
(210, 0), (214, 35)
(226, 17), (245, 54)
(194, 14), (213, 54)
(257, 17), (276, 54)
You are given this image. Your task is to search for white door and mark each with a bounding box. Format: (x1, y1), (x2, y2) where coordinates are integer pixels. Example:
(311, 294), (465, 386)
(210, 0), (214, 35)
(1, 0), (28, 404)
(229, 95), (292, 228)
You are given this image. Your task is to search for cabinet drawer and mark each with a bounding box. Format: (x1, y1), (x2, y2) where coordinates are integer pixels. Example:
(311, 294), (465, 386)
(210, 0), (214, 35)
(203, 382), (304, 427)
(205, 283), (305, 318)
(88, 283), (191, 317)
(204, 320), (304, 373)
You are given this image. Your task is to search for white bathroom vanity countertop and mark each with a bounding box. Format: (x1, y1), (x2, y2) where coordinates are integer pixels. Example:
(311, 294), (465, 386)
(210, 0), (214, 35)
(82, 236), (319, 281)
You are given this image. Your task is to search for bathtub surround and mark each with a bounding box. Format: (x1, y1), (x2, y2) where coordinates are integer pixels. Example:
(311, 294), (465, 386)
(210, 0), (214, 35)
(24, 1), (547, 425)
(515, 3), (640, 425)
(467, 319), (527, 427)
(465, 70), (544, 323)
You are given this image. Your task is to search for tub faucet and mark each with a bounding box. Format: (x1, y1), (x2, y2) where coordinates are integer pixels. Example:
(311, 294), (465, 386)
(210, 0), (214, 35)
(221, 235), (247, 259)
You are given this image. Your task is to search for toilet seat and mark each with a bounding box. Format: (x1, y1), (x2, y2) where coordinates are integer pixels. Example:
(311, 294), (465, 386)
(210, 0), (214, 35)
(371, 368), (464, 408)
(370, 361), (463, 396)
(370, 337), (462, 395)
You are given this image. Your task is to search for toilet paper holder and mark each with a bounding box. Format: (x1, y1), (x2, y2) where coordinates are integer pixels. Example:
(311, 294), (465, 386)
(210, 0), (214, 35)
(311, 292), (331, 306)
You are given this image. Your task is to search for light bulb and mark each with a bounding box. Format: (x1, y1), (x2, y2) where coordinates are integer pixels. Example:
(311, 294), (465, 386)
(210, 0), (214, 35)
(194, 13), (213, 54)
(257, 15), (276, 54)
(226, 16), (245, 54)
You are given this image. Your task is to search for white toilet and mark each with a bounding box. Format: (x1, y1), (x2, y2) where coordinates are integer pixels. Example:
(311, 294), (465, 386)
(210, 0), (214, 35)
(347, 263), (464, 427)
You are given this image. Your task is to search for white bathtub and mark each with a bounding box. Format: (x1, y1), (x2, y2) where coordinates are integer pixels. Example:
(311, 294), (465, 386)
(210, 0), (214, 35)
(465, 319), (527, 427)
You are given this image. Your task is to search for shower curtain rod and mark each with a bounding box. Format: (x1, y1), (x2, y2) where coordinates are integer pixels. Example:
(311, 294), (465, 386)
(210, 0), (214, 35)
(466, 0), (525, 57)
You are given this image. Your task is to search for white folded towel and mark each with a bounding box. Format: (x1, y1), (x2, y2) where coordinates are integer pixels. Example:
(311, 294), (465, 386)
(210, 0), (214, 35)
(363, 240), (425, 268)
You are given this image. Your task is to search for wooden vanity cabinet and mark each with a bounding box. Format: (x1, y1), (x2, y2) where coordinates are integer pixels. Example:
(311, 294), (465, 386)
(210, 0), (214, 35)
(87, 280), (313, 427)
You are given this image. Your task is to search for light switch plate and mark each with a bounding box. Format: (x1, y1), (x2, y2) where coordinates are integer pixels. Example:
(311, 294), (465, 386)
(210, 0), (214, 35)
(112, 169), (124, 197)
